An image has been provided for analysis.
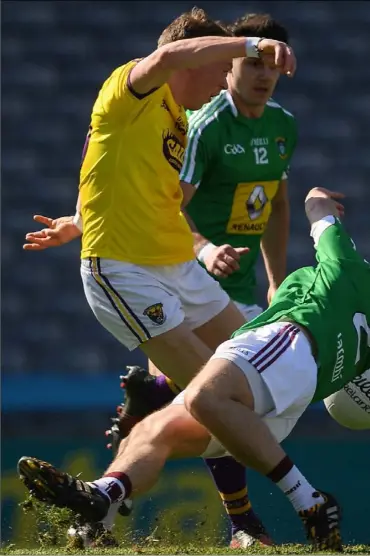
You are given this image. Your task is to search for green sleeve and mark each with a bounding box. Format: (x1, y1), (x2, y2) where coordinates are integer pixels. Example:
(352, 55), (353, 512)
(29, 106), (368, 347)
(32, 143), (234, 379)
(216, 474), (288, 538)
(180, 110), (211, 186)
(314, 216), (369, 265)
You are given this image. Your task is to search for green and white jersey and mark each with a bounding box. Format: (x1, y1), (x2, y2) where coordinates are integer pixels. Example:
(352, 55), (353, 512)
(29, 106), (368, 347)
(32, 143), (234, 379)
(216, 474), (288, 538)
(181, 90), (297, 305)
(233, 217), (370, 403)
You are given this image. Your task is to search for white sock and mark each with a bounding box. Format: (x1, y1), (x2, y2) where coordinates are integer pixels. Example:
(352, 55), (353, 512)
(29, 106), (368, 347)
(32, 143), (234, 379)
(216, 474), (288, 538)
(100, 500), (121, 530)
(275, 465), (324, 512)
(88, 477), (126, 504)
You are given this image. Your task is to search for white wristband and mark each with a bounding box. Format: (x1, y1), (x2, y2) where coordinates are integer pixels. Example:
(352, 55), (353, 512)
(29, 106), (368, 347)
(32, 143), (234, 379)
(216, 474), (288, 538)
(197, 242), (216, 263)
(310, 215), (335, 247)
(73, 211), (83, 232)
(245, 37), (262, 58)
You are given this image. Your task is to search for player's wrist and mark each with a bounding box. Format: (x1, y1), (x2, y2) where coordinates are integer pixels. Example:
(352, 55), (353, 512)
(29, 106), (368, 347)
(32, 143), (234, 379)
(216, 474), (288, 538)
(196, 241), (217, 263)
(310, 215), (336, 247)
(72, 211), (83, 233)
(245, 37), (263, 59)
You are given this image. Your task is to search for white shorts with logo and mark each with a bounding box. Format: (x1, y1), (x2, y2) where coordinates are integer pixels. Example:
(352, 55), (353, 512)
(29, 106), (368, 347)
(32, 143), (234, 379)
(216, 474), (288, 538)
(80, 258), (230, 351)
(173, 321), (318, 458)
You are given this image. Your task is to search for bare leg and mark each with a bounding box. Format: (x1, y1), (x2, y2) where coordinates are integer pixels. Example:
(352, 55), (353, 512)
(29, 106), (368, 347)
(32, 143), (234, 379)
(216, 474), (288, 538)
(185, 358), (285, 473)
(105, 404), (211, 497)
(140, 301), (245, 388)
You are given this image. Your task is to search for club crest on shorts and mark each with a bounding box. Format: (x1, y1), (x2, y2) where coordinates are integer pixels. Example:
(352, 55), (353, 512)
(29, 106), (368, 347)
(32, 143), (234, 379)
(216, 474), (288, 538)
(143, 303), (166, 325)
(275, 136), (288, 159)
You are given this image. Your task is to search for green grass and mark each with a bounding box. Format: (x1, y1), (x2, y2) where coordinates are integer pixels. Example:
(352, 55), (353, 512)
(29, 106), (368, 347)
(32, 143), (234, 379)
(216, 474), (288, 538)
(2, 545), (370, 555)
(2, 497), (369, 555)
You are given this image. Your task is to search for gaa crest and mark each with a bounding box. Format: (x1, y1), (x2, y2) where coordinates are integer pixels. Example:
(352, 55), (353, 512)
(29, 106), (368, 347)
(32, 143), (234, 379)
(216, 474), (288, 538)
(275, 137), (288, 159)
(143, 303), (166, 325)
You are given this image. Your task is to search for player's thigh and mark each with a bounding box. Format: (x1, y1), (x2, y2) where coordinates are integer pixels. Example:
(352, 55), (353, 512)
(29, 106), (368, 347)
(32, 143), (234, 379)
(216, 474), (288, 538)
(140, 321), (213, 389)
(193, 301), (247, 351)
(209, 322), (318, 416)
(80, 257), (184, 352)
(177, 261), (245, 348)
(184, 356), (258, 417)
(233, 301), (263, 321)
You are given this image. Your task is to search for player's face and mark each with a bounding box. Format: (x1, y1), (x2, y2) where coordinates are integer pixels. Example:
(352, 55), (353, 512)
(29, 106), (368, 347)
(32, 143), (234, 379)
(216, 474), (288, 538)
(184, 61), (232, 109)
(230, 57), (280, 106)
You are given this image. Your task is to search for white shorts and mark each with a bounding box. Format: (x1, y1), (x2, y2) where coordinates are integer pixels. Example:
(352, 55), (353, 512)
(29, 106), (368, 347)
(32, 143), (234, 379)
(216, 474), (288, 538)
(232, 301), (263, 322)
(173, 321), (317, 458)
(81, 258), (230, 351)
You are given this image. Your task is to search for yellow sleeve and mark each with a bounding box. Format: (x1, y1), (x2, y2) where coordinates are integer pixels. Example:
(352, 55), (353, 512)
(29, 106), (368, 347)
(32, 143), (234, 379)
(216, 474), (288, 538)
(98, 60), (165, 123)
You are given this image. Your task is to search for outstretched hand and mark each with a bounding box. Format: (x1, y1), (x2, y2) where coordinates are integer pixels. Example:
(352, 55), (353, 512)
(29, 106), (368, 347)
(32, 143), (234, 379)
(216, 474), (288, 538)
(23, 215), (82, 251)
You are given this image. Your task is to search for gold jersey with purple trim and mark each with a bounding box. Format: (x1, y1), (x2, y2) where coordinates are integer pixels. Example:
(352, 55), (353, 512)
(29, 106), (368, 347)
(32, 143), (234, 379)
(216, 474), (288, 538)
(79, 60), (194, 265)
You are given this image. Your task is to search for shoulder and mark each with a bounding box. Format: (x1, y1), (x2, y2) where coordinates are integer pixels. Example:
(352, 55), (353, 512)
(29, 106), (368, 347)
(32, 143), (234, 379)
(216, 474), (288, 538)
(107, 60), (139, 82)
(266, 98), (295, 119)
(265, 98), (297, 131)
(186, 91), (232, 136)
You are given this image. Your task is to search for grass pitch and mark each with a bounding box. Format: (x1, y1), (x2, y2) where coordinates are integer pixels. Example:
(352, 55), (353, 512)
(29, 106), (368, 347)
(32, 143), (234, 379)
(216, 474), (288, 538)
(2, 497), (369, 555)
(3, 545), (370, 555)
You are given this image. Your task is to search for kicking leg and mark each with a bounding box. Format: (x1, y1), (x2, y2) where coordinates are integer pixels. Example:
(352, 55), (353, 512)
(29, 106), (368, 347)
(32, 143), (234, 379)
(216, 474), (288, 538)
(18, 404), (211, 523)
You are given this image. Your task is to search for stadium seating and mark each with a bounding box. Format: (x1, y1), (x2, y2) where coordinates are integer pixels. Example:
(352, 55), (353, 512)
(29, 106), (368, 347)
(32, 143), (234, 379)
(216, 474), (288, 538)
(3, 0), (370, 373)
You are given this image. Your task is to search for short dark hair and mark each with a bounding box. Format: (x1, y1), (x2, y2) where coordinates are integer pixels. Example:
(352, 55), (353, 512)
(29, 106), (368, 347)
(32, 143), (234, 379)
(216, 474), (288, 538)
(231, 13), (289, 44)
(158, 7), (231, 48)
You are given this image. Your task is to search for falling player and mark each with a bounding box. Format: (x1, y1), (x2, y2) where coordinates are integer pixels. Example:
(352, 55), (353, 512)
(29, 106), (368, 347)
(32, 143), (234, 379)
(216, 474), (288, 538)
(19, 187), (370, 552)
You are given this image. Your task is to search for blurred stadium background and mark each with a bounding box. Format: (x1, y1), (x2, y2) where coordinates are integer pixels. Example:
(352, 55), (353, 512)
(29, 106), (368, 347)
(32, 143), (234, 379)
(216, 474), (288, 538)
(2, 0), (370, 548)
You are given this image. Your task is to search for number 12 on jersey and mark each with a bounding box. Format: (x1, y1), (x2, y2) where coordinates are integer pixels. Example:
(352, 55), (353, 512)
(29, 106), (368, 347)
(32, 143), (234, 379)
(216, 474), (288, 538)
(253, 147), (268, 165)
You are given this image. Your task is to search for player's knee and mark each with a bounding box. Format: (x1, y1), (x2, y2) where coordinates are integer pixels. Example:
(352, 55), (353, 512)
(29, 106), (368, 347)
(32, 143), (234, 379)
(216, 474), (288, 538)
(184, 381), (218, 423)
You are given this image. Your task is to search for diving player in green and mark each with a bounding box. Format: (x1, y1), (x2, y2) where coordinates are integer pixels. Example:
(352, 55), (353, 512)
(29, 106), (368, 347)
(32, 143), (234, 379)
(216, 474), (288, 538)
(18, 187), (370, 552)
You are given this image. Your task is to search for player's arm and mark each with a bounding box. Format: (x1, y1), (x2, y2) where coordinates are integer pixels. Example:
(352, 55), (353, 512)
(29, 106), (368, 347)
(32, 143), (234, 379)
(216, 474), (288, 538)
(305, 187), (367, 264)
(180, 115), (250, 278)
(23, 195), (82, 251)
(129, 36), (295, 95)
(260, 178), (290, 303)
(180, 185), (249, 279)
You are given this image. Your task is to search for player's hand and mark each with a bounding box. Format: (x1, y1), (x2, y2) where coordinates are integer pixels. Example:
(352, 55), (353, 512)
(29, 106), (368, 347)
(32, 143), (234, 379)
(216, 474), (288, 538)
(23, 215), (82, 251)
(257, 38), (296, 77)
(203, 244), (250, 278)
(305, 187), (345, 218)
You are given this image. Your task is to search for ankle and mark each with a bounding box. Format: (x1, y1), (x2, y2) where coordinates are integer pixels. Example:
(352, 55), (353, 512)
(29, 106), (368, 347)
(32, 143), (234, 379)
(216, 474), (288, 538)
(90, 472), (132, 504)
(267, 456), (324, 512)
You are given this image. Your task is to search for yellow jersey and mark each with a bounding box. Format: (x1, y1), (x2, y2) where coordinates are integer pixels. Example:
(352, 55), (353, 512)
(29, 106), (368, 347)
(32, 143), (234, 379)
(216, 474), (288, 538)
(80, 60), (194, 265)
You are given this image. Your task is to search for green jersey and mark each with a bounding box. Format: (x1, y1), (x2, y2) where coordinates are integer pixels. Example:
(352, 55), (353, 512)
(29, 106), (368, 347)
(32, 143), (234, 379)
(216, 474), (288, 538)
(181, 90), (297, 305)
(233, 217), (370, 402)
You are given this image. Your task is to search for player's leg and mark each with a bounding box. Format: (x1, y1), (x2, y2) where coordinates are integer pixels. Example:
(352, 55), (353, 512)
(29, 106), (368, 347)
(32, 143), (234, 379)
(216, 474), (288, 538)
(109, 261), (243, 439)
(18, 404), (212, 522)
(188, 288), (268, 547)
(84, 258), (266, 545)
(108, 262), (267, 547)
(184, 323), (342, 551)
(81, 258), (211, 384)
